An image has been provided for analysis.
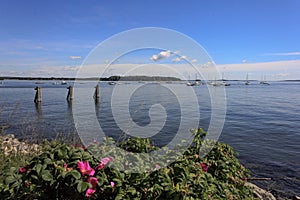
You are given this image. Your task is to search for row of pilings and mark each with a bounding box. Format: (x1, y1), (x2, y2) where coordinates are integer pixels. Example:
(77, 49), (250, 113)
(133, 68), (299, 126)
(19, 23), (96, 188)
(34, 85), (100, 103)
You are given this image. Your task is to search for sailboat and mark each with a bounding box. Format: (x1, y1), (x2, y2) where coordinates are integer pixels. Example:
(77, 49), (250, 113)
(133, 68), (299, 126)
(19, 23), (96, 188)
(186, 74), (192, 86)
(108, 81), (116, 85)
(208, 74), (230, 87)
(259, 75), (270, 85)
(220, 72), (230, 86)
(245, 74), (250, 85)
(186, 74), (201, 86)
(193, 74), (202, 86)
(220, 81), (230, 86)
(212, 77), (220, 86)
(209, 77), (222, 87)
(61, 80), (67, 85)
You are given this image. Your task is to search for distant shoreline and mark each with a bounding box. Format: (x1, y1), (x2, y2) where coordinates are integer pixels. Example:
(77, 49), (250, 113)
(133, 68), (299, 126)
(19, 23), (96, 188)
(1, 76), (300, 82)
(0, 75), (181, 82)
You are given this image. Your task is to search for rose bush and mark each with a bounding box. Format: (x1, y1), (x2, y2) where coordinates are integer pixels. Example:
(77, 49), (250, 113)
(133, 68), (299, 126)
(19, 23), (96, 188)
(0, 128), (254, 199)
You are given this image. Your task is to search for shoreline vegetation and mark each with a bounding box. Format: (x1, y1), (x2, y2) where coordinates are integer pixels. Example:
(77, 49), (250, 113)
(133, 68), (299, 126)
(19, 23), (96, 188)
(0, 128), (278, 200)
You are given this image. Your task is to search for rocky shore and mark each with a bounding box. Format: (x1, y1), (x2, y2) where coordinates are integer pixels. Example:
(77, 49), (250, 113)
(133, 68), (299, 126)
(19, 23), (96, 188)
(0, 134), (41, 156)
(245, 182), (276, 200)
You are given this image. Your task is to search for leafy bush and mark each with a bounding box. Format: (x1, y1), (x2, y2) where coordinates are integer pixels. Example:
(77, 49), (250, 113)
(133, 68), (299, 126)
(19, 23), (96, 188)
(0, 129), (254, 199)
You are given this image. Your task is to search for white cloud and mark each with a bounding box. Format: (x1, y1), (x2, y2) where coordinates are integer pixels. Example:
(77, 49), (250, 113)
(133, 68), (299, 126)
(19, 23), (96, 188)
(219, 60), (300, 72)
(264, 52), (300, 56)
(277, 73), (290, 77)
(218, 60), (300, 80)
(69, 56), (82, 60)
(150, 50), (171, 61)
(172, 55), (187, 62)
(172, 57), (181, 62)
(2, 59), (300, 80)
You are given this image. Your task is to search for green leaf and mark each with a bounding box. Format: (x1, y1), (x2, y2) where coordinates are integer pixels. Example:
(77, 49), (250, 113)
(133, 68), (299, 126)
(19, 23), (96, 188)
(31, 175), (39, 180)
(41, 170), (53, 182)
(127, 187), (136, 195)
(115, 192), (125, 200)
(9, 166), (17, 173)
(69, 170), (81, 180)
(175, 183), (180, 192)
(82, 152), (92, 160)
(77, 181), (89, 193)
(71, 152), (81, 160)
(35, 163), (43, 175)
(10, 180), (21, 188)
(49, 152), (54, 160)
(60, 171), (67, 179)
(43, 158), (52, 165)
(5, 176), (15, 185)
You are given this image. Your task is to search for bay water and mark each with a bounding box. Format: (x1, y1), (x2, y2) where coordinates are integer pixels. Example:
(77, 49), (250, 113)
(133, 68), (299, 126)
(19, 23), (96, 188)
(0, 80), (299, 197)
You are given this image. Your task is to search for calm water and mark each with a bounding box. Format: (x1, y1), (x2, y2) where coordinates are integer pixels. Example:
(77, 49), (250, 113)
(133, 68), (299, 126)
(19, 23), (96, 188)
(0, 80), (299, 197)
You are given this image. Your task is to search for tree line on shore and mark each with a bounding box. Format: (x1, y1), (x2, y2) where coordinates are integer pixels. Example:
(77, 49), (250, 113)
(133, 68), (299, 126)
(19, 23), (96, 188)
(0, 76), (181, 82)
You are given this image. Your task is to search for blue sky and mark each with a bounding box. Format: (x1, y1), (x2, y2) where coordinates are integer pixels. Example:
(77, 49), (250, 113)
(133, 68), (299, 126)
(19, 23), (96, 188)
(0, 0), (300, 79)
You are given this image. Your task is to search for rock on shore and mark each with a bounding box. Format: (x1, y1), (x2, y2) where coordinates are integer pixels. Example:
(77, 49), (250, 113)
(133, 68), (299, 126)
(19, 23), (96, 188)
(245, 182), (277, 200)
(0, 134), (41, 156)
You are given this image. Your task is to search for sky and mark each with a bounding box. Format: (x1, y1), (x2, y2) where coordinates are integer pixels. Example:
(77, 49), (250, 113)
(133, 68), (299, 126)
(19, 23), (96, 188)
(0, 0), (300, 80)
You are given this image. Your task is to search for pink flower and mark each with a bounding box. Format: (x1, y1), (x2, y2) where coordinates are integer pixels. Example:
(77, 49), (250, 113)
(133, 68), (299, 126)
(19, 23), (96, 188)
(85, 177), (98, 197)
(110, 181), (115, 188)
(77, 161), (95, 176)
(155, 164), (161, 170)
(72, 144), (87, 150)
(200, 162), (209, 172)
(25, 181), (30, 187)
(19, 165), (30, 173)
(96, 157), (113, 170)
(86, 188), (96, 198)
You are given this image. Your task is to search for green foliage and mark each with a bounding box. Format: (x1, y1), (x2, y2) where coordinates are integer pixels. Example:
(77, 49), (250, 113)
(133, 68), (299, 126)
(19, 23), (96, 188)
(0, 129), (255, 199)
(118, 137), (158, 153)
(0, 144), (38, 186)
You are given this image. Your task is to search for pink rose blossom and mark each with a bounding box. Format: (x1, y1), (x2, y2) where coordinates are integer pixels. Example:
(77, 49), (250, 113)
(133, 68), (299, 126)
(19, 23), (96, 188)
(19, 165), (30, 173)
(85, 188), (96, 198)
(110, 181), (115, 188)
(96, 156), (114, 170)
(77, 161), (95, 176)
(200, 162), (209, 172)
(155, 164), (161, 170)
(85, 177), (98, 197)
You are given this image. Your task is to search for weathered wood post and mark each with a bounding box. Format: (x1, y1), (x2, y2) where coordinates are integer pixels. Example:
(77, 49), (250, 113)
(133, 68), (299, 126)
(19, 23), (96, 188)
(34, 86), (42, 103)
(66, 86), (74, 101)
(94, 84), (100, 103)
(35, 101), (42, 115)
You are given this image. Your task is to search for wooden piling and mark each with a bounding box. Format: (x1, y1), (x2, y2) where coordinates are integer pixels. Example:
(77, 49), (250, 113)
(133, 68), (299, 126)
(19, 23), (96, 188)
(67, 86), (74, 101)
(35, 101), (42, 115)
(34, 86), (42, 103)
(94, 85), (100, 103)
